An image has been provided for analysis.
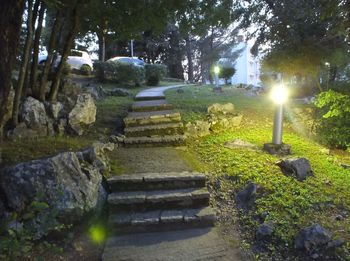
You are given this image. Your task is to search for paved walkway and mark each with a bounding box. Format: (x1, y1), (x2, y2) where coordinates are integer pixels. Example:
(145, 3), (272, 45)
(102, 85), (244, 261)
(135, 84), (188, 100)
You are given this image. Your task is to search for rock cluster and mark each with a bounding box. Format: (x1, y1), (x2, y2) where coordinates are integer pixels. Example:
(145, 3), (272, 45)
(185, 103), (242, 138)
(0, 142), (114, 238)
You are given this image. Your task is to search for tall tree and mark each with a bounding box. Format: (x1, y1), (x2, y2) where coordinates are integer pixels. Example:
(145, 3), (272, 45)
(12, 0), (35, 127)
(0, 0), (26, 137)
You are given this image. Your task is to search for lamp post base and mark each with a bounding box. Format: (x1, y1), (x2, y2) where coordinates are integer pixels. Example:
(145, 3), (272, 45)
(263, 143), (291, 156)
(212, 86), (223, 92)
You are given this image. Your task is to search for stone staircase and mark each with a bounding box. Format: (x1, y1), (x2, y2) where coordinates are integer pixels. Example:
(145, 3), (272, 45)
(105, 172), (216, 236)
(123, 98), (185, 147)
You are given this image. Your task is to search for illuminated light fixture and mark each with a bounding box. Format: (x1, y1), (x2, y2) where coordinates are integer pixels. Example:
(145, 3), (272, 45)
(214, 66), (220, 74)
(263, 82), (291, 155)
(270, 83), (288, 145)
(270, 84), (289, 105)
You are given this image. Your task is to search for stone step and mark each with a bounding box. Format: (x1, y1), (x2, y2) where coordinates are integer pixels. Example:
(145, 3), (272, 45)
(134, 95), (165, 101)
(124, 110), (181, 127)
(102, 227), (229, 261)
(123, 135), (185, 147)
(108, 207), (216, 235)
(131, 99), (173, 112)
(108, 172), (206, 192)
(108, 188), (210, 211)
(124, 122), (184, 137)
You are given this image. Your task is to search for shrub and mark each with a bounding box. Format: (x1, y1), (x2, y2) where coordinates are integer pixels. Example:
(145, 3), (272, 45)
(61, 62), (71, 76)
(145, 64), (167, 86)
(94, 61), (145, 86)
(219, 66), (236, 84)
(80, 64), (92, 76)
(314, 90), (350, 149)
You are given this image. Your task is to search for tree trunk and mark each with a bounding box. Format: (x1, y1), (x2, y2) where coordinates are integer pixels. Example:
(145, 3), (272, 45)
(39, 10), (63, 101)
(0, 0), (25, 138)
(29, 2), (45, 99)
(185, 36), (194, 83)
(22, 0), (40, 98)
(49, 3), (80, 101)
(98, 32), (106, 61)
(12, 0), (35, 127)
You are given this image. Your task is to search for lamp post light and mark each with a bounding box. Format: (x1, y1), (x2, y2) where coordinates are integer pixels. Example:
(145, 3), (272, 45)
(263, 83), (291, 155)
(213, 65), (221, 92)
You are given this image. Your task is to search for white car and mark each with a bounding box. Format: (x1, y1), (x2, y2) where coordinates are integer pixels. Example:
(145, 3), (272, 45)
(107, 56), (145, 67)
(38, 50), (93, 70)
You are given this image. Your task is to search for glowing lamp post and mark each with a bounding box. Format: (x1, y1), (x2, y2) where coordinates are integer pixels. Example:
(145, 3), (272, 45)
(213, 65), (221, 91)
(263, 84), (291, 155)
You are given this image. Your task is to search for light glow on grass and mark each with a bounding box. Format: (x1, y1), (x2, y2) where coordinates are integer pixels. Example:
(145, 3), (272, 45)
(88, 224), (106, 244)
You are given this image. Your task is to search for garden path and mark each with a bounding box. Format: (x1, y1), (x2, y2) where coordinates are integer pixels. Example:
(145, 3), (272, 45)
(102, 84), (244, 261)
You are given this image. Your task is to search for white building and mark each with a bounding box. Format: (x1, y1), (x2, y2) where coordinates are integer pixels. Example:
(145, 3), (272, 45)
(222, 37), (262, 87)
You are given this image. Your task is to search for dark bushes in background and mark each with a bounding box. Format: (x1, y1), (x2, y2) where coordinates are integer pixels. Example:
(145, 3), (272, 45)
(145, 64), (167, 86)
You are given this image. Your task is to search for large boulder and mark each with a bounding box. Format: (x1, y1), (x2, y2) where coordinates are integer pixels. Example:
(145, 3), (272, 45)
(277, 157), (313, 181)
(0, 142), (114, 238)
(21, 96), (48, 130)
(68, 93), (96, 135)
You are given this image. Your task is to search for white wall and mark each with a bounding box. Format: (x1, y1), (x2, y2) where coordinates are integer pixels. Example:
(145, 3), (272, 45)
(230, 42), (261, 87)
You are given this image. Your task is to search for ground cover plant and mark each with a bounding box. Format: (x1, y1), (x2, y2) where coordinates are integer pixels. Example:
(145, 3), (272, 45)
(166, 85), (350, 259)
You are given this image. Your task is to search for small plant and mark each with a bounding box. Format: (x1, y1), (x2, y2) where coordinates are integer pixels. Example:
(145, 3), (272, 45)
(145, 64), (167, 86)
(80, 64), (92, 75)
(219, 66), (236, 84)
(314, 90), (350, 149)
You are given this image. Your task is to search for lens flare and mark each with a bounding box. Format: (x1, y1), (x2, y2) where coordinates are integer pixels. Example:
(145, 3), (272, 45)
(214, 66), (220, 74)
(89, 224), (106, 244)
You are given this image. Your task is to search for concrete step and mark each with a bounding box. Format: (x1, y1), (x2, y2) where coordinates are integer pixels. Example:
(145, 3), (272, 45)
(124, 110), (181, 127)
(124, 122), (184, 137)
(131, 99), (173, 112)
(102, 227), (230, 261)
(123, 135), (185, 147)
(108, 188), (210, 211)
(134, 95), (165, 101)
(108, 207), (216, 235)
(108, 172), (206, 192)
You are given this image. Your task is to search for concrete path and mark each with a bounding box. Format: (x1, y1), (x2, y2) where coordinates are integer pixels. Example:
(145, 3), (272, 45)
(103, 228), (242, 261)
(102, 84), (244, 261)
(135, 84), (187, 100)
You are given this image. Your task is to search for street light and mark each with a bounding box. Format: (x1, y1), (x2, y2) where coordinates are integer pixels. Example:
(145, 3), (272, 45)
(270, 84), (288, 145)
(213, 65), (220, 91)
(263, 83), (291, 155)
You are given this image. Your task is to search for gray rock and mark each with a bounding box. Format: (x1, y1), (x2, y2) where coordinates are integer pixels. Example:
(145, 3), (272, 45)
(83, 84), (106, 100)
(256, 222), (274, 240)
(108, 88), (130, 97)
(46, 102), (64, 120)
(277, 157), (313, 181)
(7, 122), (43, 139)
(185, 120), (210, 138)
(263, 143), (292, 156)
(208, 103), (235, 115)
(294, 224), (332, 252)
(21, 96), (48, 130)
(0, 143), (113, 238)
(207, 103), (242, 132)
(68, 93), (96, 135)
(235, 182), (257, 209)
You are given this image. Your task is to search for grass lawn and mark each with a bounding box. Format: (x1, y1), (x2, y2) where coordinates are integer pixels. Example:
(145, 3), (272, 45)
(166, 85), (350, 258)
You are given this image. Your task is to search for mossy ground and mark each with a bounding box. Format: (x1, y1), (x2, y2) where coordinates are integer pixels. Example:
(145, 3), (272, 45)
(166, 85), (350, 259)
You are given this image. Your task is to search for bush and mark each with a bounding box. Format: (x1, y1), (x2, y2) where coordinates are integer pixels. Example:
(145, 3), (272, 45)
(219, 66), (236, 84)
(61, 62), (71, 76)
(80, 64), (92, 75)
(314, 90), (350, 149)
(145, 64), (167, 86)
(94, 61), (145, 86)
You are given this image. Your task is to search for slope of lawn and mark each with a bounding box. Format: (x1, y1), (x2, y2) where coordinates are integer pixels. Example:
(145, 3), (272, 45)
(166, 85), (350, 259)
